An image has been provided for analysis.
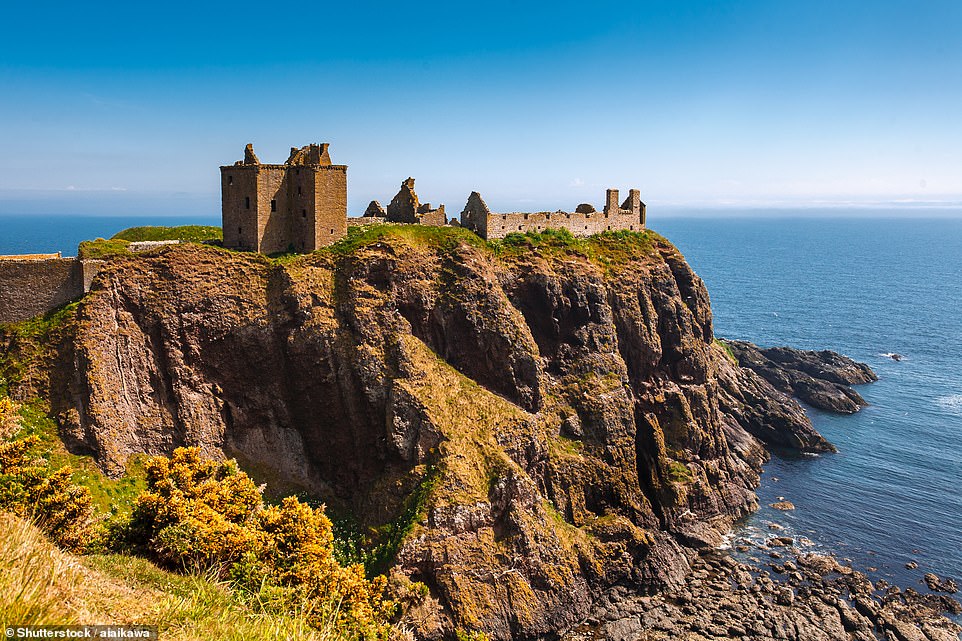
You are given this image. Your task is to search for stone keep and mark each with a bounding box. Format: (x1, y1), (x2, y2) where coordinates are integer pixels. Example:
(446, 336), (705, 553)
(221, 143), (347, 253)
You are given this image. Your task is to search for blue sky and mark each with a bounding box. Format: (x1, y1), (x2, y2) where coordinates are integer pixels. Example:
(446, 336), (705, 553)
(1, 0), (960, 216)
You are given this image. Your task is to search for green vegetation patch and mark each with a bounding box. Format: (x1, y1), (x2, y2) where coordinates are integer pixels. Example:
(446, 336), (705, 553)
(327, 223), (486, 256)
(111, 225), (223, 243)
(665, 459), (694, 484)
(78, 238), (131, 260)
(488, 228), (667, 273)
(714, 338), (738, 364)
(79, 226), (223, 260)
(334, 464), (442, 577)
(0, 301), (78, 396)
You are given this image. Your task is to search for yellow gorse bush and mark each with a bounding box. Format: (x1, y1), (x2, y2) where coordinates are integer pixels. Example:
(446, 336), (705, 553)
(0, 434), (96, 552)
(117, 447), (394, 640)
(0, 396), (20, 437)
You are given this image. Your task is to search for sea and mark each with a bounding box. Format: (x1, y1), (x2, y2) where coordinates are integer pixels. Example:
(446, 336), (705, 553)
(1, 212), (960, 594)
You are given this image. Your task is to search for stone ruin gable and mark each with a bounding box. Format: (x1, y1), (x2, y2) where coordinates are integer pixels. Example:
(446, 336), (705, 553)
(459, 188), (646, 240)
(363, 200), (386, 217)
(459, 191), (492, 238)
(385, 177), (446, 225)
(220, 143), (347, 254)
(0, 256), (104, 324)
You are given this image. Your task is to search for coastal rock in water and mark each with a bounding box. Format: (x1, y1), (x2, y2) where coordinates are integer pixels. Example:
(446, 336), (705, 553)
(770, 501), (795, 511)
(563, 551), (961, 641)
(722, 340), (877, 414)
(715, 348), (835, 452)
(924, 573), (959, 593)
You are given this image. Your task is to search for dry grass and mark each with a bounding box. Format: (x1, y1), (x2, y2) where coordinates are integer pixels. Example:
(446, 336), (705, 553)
(0, 513), (333, 640)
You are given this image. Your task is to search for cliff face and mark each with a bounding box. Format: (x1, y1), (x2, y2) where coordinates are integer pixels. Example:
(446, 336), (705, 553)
(52, 231), (817, 638)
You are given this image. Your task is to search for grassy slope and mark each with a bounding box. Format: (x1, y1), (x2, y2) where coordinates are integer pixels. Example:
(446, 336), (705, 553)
(0, 513), (329, 640)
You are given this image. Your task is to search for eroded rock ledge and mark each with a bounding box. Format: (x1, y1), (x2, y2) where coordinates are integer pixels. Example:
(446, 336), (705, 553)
(722, 340), (878, 414)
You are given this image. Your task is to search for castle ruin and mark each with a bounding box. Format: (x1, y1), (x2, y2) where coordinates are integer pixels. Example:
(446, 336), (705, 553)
(220, 144), (347, 253)
(221, 143), (645, 250)
(361, 178), (446, 226)
(459, 189), (645, 240)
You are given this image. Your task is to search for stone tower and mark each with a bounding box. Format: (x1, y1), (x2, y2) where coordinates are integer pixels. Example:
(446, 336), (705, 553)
(220, 143), (347, 253)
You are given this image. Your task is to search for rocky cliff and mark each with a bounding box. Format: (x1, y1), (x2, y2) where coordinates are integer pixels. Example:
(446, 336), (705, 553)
(34, 228), (857, 638)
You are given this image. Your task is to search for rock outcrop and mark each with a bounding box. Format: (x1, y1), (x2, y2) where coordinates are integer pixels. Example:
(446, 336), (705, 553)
(722, 340), (877, 414)
(565, 550), (961, 641)
(715, 352), (835, 453)
(22, 228), (886, 639)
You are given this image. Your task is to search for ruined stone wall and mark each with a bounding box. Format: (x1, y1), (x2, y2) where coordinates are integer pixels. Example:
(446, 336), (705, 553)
(0, 258), (83, 323)
(480, 210), (644, 240)
(418, 207), (446, 226)
(386, 178), (419, 223)
(312, 166), (347, 249)
(257, 166), (292, 254)
(460, 190), (645, 240)
(80, 260), (105, 291)
(221, 167), (259, 251)
(348, 216), (386, 226)
(288, 166), (317, 253)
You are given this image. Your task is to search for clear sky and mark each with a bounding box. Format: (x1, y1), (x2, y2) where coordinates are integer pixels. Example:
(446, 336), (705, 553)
(1, 0), (960, 216)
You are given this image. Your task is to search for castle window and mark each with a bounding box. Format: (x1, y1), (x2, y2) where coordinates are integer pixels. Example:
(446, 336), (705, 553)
(238, 226), (242, 235)
(298, 186), (302, 195)
(330, 229), (334, 234)
(270, 199), (277, 212)
(244, 196), (250, 209)
(630, 225), (634, 230)
(302, 209), (307, 218)
(518, 226), (522, 230)
(228, 175), (233, 185)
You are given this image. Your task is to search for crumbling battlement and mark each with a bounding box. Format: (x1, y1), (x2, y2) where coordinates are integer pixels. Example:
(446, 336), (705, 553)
(459, 188), (646, 240)
(221, 143), (347, 254)
(367, 178), (446, 226)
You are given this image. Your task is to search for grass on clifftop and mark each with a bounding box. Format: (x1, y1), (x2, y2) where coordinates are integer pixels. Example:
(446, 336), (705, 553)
(111, 225), (222, 243)
(78, 226), (223, 260)
(327, 223), (486, 256)
(326, 224), (667, 274)
(489, 227), (665, 267)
